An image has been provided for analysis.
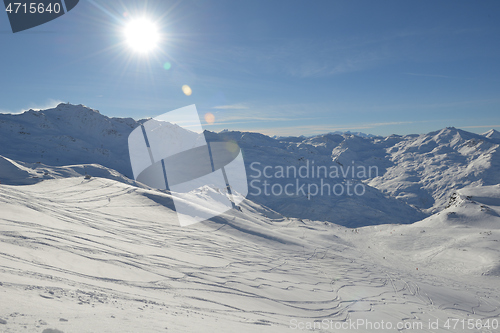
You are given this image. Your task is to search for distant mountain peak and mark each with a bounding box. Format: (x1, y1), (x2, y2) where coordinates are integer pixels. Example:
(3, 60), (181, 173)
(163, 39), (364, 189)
(54, 103), (100, 114)
(482, 129), (500, 139)
(327, 130), (376, 138)
(23, 103), (102, 117)
(0, 103), (137, 178)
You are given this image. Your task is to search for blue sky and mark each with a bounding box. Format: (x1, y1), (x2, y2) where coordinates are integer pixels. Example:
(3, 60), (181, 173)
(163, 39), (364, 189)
(1, 0), (500, 136)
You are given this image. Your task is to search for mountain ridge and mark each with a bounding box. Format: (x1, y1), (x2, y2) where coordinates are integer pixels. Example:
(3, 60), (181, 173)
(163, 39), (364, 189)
(1, 103), (499, 226)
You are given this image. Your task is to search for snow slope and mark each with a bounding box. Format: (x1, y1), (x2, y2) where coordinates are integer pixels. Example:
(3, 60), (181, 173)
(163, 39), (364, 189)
(0, 155), (141, 188)
(0, 104), (500, 332)
(0, 177), (499, 332)
(345, 185), (500, 277)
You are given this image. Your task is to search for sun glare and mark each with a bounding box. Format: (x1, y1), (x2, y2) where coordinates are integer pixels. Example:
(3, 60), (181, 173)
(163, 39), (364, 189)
(124, 18), (160, 54)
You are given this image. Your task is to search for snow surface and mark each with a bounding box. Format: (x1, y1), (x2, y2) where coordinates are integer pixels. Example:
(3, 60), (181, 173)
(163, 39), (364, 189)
(0, 104), (499, 332)
(1, 177), (499, 332)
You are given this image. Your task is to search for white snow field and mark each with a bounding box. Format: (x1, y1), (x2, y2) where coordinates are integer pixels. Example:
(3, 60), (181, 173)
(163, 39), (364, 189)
(0, 104), (499, 332)
(0, 166), (499, 332)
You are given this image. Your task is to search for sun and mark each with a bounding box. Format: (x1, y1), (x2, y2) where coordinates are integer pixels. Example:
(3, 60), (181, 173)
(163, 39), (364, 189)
(124, 18), (160, 54)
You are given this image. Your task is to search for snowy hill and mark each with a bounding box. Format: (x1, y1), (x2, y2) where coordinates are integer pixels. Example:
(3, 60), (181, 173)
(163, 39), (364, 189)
(346, 185), (500, 277)
(0, 176), (499, 332)
(0, 103), (139, 178)
(0, 154), (140, 187)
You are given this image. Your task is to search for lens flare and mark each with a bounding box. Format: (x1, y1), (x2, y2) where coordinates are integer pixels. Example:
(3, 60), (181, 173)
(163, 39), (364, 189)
(204, 112), (215, 124)
(226, 140), (238, 153)
(182, 85), (192, 96)
(163, 62), (171, 70)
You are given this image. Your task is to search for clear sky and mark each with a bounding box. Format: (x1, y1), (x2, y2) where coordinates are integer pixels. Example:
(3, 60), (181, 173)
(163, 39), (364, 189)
(1, 0), (500, 137)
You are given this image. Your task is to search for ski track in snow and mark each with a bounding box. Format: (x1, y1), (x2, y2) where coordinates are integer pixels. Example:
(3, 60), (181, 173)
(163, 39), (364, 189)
(0, 178), (499, 332)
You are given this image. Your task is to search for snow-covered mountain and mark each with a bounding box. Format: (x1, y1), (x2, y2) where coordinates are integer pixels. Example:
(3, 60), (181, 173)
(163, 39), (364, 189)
(273, 130), (377, 140)
(483, 128), (500, 140)
(1, 104), (499, 228)
(326, 130), (377, 138)
(1, 104), (500, 332)
(210, 127), (500, 225)
(0, 103), (139, 178)
(366, 128), (500, 212)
